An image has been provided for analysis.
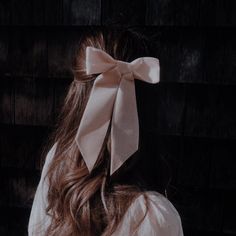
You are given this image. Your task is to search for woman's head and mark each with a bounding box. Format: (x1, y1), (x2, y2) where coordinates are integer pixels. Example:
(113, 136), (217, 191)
(45, 28), (153, 236)
(73, 28), (151, 83)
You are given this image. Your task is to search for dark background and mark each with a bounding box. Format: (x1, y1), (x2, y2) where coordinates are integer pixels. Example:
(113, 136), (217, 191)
(1, 0), (236, 235)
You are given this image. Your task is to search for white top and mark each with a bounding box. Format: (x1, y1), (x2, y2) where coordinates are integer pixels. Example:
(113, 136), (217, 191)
(28, 143), (184, 236)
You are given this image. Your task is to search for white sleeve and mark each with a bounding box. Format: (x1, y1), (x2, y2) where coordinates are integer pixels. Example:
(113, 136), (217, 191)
(112, 191), (184, 236)
(28, 143), (57, 236)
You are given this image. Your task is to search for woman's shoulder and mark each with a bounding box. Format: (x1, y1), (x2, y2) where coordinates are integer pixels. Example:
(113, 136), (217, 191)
(40, 142), (58, 177)
(45, 142), (58, 163)
(113, 191), (184, 236)
(136, 191), (181, 218)
(134, 190), (182, 223)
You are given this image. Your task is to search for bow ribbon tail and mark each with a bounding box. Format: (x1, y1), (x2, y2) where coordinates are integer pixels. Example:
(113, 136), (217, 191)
(75, 70), (120, 172)
(110, 74), (139, 175)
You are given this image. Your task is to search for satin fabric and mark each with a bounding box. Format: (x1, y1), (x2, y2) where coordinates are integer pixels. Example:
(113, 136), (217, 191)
(75, 47), (160, 175)
(28, 144), (184, 236)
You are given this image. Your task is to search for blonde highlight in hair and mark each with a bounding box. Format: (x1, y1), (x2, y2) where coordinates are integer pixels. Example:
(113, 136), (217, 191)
(44, 28), (151, 236)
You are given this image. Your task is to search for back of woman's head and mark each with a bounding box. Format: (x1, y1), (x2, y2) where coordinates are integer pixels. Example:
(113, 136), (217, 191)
(45, 28), (153, 236)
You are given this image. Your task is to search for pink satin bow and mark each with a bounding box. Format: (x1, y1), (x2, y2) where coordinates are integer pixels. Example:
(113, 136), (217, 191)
(75, 46), (160, 175)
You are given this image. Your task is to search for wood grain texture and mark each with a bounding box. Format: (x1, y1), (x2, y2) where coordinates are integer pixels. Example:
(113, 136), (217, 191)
(183, 229), (230, 236)
(54, 77), (72, 120)
(63, 0), (101, 25)
(209, 140), (236, 189)
(48, 29), (81, 78)
(136, 82), (186, 136)
(152, 28), (204, 84)
(45, 0), (63, 25)
(204, 29), (236, 85)
(146, 0), (200, 26)
(0, 76), (14, 124)
(184, 84), (236, 139)
(153, 135), (182, 195)
(11, 0), (47, 25)
(146, 0), (236, 26)
(177, 137), (211, 188)
(177, 30), (204, 84)
(0, 173), (38, 208)
(4, 27), (236, 84)
(222, 191), (236, 234)
(177, 189), (223, 232)
(9, 29), (47, 77)
(102, 0), (146, 25)
(0, 206), (30, 236)
(199, 0), (236, 26)
(14, 77), (54, 126)
(153, 28), (236, 85)
(0, 0), (11, 25)
(11, 0), (33, 25)
(153, 83), (186, 135)
(0, 29), (9, 76)
(0, 124), (51, 170)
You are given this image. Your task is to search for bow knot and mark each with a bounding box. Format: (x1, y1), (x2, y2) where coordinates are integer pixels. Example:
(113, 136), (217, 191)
(76, 46), (160, 175)
(116, 61), (133, 77)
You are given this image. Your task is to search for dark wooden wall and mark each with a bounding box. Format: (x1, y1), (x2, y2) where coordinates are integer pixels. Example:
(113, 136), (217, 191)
(1, 0), (236, 235)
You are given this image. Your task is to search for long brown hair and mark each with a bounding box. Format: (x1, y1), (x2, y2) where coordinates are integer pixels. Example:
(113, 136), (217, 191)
(45, 28), (153, 236)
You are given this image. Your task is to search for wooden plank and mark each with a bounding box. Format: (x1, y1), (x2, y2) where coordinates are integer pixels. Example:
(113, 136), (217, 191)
(183, 229), (227, 236)
(152, 28), (204, 84)
(149, 27), (236, 85)
(48, 29), (81, 78)
(9, 29), (47, 77)
(209, 140), (236, 189)
(45, 0), (63, 25)
(176, 189), (223, 232)
(158, 29), (184, 83)
(146, 0), (236, 26)
(0, 176), (8, 208)
(152, 135), (182, 194)
(0, 29), (9, 76)
(222, 191), (236, 234)
(178, 30), (205, 84)
(204, 29), (236, 85)
(0, 206), (30, 236)
(137, 82), (186, 135)
(11, 0), (46, 25)
(151, 29), (187, 83)
(102, 0), (146, 25)
(9, 29), (34, 76)
(136, 133), (182, 194)
(31, 0), (46, 25)
(146, 0), (200, 26)
(54, 77), (72, 121)
(184, 84), (236, 139)
(11, 0), (33, 25)
(0, 226), (7, 236)
(177, 137), (211, 188)
(199, 0), (236, 26)
(0, 124), (51, 170)
(0, 173), (38, 208)
(14, 77), (54, 126)
(154, 83), (186, 135)
(0, 76), (14, 124)
(0, 0), (11, 25)
(63, 0), (101, 25)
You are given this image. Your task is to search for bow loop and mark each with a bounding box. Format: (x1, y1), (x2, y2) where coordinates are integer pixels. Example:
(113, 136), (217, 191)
(131, 57), (160, 83)
(86, 46), (116, 75)
(116, 61), (132, 76)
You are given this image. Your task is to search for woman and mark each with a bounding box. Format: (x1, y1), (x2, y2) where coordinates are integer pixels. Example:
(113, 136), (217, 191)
(28, 28), (184, 236)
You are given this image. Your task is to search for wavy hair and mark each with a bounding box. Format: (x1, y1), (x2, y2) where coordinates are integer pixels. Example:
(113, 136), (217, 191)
(44, 28), (153, 236)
